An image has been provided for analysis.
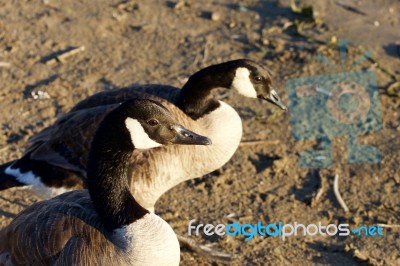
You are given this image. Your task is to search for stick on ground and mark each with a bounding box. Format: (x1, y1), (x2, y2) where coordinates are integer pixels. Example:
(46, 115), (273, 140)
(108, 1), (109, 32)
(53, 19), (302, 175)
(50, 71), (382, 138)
(45, 46), (85, 65)
(345, 244), (382, 266)
(377, 224), (400, 229)
(177, 234), (233, 263)
(0, 62), (10, 67)
(311, 171), (326, 207)
(239, 140), (280, 147)
(333, 174), (349, 212)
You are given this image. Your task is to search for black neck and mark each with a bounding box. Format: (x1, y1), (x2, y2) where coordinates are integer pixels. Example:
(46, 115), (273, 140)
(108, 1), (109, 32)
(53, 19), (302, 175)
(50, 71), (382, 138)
(87, 109), (148, 230)
(177, 61), (239, 120)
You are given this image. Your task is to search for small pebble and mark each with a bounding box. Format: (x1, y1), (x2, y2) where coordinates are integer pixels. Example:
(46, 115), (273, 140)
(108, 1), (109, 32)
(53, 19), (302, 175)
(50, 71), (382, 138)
(353, 216), (363, 225)
(262, 38), (270, 46)
(31, 90), (51, 100)
(374, 21), (380, 27)
(173, 1), (185, 9)
(237, 4), (248, 12)
(211, 12), (220, 21)
(226, 213), (238, 218)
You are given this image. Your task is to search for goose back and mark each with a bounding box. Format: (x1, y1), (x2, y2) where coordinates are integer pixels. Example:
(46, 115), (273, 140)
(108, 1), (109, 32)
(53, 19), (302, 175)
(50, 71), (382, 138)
(21, 88), (241, 209)
(0, 191), (127, 265)
(0, 181), (180, 266)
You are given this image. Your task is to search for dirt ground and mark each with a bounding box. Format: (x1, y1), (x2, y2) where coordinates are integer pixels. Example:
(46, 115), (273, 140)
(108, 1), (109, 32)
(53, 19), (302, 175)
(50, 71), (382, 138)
(0, 0), (399, 265)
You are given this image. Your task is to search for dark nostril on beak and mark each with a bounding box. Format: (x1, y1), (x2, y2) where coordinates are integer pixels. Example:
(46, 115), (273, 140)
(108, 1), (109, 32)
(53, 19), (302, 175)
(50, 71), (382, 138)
(259, 89), (287, 110)
(183, 132), (193, 138)
(171, 124), (212, 145)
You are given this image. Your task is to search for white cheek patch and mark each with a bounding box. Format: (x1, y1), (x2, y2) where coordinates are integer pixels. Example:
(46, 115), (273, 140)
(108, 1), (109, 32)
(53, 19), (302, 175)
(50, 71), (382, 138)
(125, 118), (162, 149)
(231, 67), (257, 98)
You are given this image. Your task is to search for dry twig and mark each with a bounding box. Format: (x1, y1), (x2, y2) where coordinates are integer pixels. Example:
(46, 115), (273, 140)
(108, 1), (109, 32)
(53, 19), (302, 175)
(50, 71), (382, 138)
(377, 224), (400, 230)
(201, 40), (210, 67)
(57, 46), (85, 62)
(46, 46), (85, 65)
(239, 140), (279, 147)
(333, 174), (349, 212)
(311, 171), (326, 207)
(364, 54), (397, 81)
(335, 1), (367, 16)
(345, 244), (383, 266)
(177, 234), (232, 263)
(0, 62), (11, 68)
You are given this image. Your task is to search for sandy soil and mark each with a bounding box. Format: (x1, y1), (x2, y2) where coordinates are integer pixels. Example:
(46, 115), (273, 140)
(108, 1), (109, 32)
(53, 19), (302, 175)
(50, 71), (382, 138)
(0, 0), (399, 265)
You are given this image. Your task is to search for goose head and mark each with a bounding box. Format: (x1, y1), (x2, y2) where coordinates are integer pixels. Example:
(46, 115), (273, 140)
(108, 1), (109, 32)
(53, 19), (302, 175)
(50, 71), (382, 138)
(229, 59), (286, 110)
(122, 99), (212, 149)
(179, 59), (286, 116)
(87, 99), (211, 230)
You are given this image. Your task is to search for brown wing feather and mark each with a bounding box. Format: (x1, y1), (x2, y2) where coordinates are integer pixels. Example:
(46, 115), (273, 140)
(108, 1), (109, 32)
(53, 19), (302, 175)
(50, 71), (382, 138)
(26, 104), (120, 175)
(70, 85), (180, 112)
(0, 191), (125, 266)
(25, 85), (181, 177)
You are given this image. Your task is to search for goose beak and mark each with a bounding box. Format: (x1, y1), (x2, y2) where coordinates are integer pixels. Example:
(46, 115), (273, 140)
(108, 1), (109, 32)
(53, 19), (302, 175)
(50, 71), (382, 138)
(259, 89), (287, 110)
(171, 125), (212, 145)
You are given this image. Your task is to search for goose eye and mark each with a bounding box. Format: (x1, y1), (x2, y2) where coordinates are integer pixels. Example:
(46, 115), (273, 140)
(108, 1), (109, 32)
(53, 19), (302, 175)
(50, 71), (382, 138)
(254, 76), (262, 82)
(147, 119), (159, 126)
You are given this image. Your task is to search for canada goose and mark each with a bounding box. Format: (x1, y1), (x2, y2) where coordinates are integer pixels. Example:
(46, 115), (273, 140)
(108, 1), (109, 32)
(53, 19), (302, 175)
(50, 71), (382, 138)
(0, 99), (211, 265)
(0, 59), (285, 209)
(0, 59), (285, 261)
